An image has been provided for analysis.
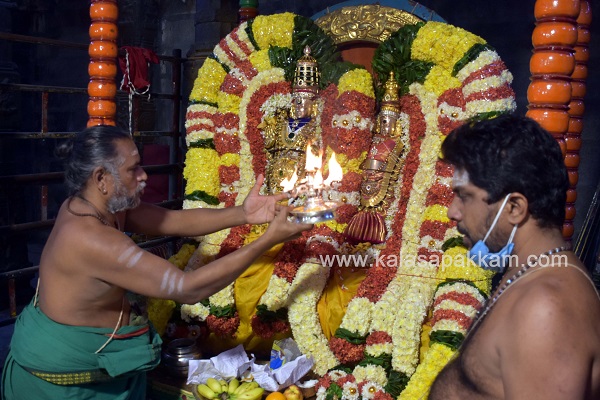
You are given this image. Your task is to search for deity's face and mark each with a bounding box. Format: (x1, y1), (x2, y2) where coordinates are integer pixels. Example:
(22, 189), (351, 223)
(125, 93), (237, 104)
(379, 114), (398, 137)
(290, 95), (314, 120)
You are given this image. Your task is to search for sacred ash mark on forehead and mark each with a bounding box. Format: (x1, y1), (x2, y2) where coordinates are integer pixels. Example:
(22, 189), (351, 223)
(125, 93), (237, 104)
(452, 169), (470, 189)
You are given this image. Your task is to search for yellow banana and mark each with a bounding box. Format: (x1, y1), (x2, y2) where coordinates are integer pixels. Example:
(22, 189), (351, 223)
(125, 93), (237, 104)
(196, 384), (218, 399)
(228, 378), (240, 394)
(206, 378), (224, 394)
(235, 387), (264, 400)
(234, 381), (257, 395)
(220, 380), (229, 393)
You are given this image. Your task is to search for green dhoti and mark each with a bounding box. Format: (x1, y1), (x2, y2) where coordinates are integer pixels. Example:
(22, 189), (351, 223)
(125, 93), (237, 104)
(1, 301), (162, 400)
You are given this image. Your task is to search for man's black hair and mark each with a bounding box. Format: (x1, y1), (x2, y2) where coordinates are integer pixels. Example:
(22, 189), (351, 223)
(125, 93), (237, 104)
(56, 125), (132, 196)
(441, 114), (568, 229)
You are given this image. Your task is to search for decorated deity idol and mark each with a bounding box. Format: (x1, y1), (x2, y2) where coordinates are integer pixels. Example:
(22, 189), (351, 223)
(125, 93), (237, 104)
(261, 46), (321, 193)
(345, 72), (407, 244)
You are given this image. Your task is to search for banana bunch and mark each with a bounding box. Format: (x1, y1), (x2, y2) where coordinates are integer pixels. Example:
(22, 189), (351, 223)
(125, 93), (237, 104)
(196, 378), (265, 400)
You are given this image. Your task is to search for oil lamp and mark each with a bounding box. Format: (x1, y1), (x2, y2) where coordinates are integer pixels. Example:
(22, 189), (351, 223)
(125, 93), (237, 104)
(281, 143), (344, 224)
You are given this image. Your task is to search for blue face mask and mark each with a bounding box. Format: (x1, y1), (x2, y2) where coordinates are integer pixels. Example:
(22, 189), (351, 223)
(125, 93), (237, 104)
(467, 194), (518, 273)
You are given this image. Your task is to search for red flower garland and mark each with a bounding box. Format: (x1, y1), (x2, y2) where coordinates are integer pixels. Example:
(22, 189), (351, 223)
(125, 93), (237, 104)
(219, 165), (241, 184)
(373, 391), (394, 400)
(335, 204), (358, 224)
(419, 220), (453, 241)
(221, 73), (246, 96)
(365, 331), (392, 346)
(462, 60), (510, 86)
(207, 312), (241, 337)
(244, 81), (291, 176)
(424, 182), (453, 207)
(433, 292), (482, 309)
(250, 315), (291, 338)
(218, 225), (251, 258)
(218, 191), (238, 208)
(338, 171), (363, 193)
(329, 336), (366, 364)
(430, 309), (471, 331)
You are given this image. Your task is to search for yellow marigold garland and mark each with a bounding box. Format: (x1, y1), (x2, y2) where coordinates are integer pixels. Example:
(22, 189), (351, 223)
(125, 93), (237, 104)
(411, 22), (485, 69)
(248, 49), (273, 72)
(217, 92), (242, 114)
(424, 65), (462, 97)
(190, 58), (227, 103)
(337, 68), (375, 98)
(183, 148), (221, 197)
(252, 13), (295, 49)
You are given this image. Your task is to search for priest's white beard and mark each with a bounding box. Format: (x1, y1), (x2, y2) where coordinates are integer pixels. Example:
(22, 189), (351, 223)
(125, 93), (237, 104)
(108, 180), (146, 214)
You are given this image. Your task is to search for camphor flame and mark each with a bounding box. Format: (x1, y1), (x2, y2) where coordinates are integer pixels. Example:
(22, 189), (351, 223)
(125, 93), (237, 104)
(305, 142), (322, 172)
(324, 152), (343, 186)
(279, 144), (343, 194)
(305, 143), (324, 188)
(280, 169), (298, 192)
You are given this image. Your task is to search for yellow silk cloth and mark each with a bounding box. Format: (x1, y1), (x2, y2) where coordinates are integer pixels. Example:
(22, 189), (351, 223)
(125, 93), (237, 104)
(200, 245), (367, 358)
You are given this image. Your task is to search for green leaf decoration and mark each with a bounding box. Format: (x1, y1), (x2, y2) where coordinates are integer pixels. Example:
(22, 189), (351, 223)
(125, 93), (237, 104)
(268, 45), (297, 82)
(321, 61), (364, 87)
(210, 304), (235, 318)
(208, 53), (230, 74)
(264, 15), (342, 87)
(184, 190), (220, 205)
(188, 138), (216, 149)
(372, 22), (432, 98)
(452, 43), (494, 77)
(468, 110), (508, 123)
(441, 236), (464, 252)
(255, 304), (289, 322)
(359, 353), (392, 370)
(384, 370), (409, 397)
(291, 15), (342, 89)
(325, 383), (343, 400)
(334, 327), (367, 344)
(189, 100), (219, 108)
(430, 329), (465, 351)
(245, 18), (260, 50)
(328, 364), (353, 374)
(436, 279), (489, 300)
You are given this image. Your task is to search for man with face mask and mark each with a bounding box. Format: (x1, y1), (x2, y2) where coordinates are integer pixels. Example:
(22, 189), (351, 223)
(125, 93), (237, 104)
(1, 125), (312, 400)
(428, 114), (600, 399)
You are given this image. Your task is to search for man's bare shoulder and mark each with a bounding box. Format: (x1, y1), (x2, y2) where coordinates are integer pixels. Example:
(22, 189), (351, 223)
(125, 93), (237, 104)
(48, 206), (136, 271)
(501, 261), (600, 344)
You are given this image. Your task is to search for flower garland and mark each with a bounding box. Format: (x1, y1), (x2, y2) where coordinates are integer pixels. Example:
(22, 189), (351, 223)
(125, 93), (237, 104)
(317, 20), (516, 399)
(180, 13), (374, 340)
(181, 14), (517, 398)
(252, 81), (375, 341)
(399, 245), (492, 399)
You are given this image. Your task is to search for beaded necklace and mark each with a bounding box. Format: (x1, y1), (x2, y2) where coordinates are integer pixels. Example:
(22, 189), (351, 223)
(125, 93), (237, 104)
(67, 195), (113, 228)
(465, 245), (569, 339)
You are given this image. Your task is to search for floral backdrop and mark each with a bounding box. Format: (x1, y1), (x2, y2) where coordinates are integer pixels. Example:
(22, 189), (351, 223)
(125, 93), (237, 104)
(149, 12), (516, 399)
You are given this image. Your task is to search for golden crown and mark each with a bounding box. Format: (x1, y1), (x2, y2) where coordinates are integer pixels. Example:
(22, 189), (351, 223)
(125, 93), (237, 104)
(379, 72), (400, 117)
(293, 46), (320, 98)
